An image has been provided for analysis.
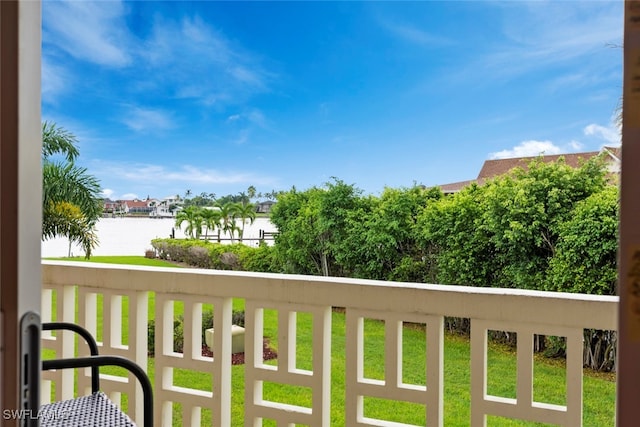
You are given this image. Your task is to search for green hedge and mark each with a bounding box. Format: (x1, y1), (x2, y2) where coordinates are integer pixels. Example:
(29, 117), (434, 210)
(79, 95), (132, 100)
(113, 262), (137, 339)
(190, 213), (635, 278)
(150, 238), (282, 273)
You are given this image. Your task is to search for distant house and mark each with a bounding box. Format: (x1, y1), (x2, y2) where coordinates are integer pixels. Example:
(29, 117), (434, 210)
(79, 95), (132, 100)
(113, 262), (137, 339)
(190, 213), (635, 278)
(102, 199), (123, 214)
(161, 195), (183, 207)
(122, 198), (155, 215)
(255, 201), (276, 214)
(437, 146), (621, 195)
(150, 196), (184, 218)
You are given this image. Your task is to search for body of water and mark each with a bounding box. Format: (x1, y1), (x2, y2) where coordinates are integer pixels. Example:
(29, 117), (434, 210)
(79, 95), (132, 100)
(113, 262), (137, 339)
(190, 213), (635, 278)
(41, 217), (277, 258)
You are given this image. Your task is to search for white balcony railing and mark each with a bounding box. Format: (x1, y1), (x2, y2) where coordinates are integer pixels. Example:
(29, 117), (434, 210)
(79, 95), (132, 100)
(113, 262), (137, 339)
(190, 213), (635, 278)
(40, 261), (618, 427)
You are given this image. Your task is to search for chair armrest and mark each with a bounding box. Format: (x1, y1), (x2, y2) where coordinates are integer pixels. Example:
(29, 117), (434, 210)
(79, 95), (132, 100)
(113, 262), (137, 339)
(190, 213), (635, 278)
(43, 355), (153, 427)
(42, 322), (100, 392)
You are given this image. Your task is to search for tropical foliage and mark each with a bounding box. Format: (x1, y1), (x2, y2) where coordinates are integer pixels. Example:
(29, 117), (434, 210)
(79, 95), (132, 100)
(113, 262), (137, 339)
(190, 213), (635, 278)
(420, 157), (608, 290)
(174, 202), (255, 242)
(42, 122), (102, 258)
(263, 158), (617, 370)
(167, 156), (618, 370)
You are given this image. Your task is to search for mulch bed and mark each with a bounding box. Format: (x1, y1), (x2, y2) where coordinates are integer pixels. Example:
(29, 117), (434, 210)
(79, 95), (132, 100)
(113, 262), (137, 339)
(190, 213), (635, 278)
(201, 339), (277, 365)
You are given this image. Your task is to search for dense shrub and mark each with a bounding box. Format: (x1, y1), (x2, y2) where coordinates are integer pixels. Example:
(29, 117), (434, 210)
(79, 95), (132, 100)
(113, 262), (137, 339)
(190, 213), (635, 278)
(239, 243), (283, 273)
(189, 245), (212, 269)
(150, 239), (280, 272)
(232, 310), (246, 327)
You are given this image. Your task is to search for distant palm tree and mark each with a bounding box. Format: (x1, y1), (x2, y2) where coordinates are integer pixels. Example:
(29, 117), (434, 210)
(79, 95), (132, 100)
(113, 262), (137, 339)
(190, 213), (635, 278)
(238, 191), (249, 206)
(234, 202), (256, 242)
(227, 221), (241, 244)
(42, 122), (102, 258)
(247, 185), (257, 201)
(217, 202), (241, 242)
(201, 208), (222, 241)
(175, 206), (203, 239)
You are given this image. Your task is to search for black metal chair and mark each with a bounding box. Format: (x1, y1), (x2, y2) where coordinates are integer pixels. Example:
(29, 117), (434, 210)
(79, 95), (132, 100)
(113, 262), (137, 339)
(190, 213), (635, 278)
(40, 322), (153, 427)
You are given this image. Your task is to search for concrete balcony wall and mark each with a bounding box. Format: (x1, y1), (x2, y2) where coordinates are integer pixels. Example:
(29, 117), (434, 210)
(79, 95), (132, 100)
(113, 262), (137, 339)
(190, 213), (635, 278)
(40, 261), (618, 427)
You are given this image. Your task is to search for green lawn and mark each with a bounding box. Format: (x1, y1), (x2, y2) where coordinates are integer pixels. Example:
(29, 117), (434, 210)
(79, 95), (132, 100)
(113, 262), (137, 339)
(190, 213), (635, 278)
(42, 256), (616, 426)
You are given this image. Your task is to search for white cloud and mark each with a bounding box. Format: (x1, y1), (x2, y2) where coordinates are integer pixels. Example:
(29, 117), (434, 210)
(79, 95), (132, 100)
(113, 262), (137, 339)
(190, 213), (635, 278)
(101, 189), (115, 199)
(544, 72), (597, 94)
(233, 130), (250, 145)
(489, 140), (562, 160)
(451, 2), (621, 85)
(584, 123), (620, 145)
(228, 65), (267, 89)
(247, 110), (267, 128)
(42, 6), (274, 106)
(499, 3), (620, 65)
(94, 162), (275, 187)
(225, 109), (269, 131)
(379, 20), (454, 47)
(140, 16), (272, 105)
(41, 56), (67, 104)
(569, 140), (584, 150)
(43, 0), (131, 67)
(121, 193), (139, 200)
(121, 107), (175, 133)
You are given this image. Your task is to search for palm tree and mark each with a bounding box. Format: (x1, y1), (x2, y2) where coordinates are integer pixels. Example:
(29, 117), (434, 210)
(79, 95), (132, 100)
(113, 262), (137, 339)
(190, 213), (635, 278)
(236, 191), (248, 206)
(42, 122), (102, 258)
(217, 202), (241, 242)
(247, 185), (257, 201)
(200, 208), (222, 241)
(226, 221), (241, 244)
(42, 121), (80, 162)
(234, 202), (256, 242)
(175, 206), (203, 239)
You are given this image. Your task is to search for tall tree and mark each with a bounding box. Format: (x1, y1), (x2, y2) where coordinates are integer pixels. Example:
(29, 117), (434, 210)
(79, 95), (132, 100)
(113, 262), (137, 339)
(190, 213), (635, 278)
(548, 185), (618, 295)
(200, 208), (222, 241)
(234, 202), (256, 242)
(270, 179), (363, 276)
(41, 122), (102, 258)
(175, 206), (203, 239)
(340, 186), (442, 281)
(247, 185), (257, 201)
(217, 202), (241, 242)
(420, 156), (608, 290)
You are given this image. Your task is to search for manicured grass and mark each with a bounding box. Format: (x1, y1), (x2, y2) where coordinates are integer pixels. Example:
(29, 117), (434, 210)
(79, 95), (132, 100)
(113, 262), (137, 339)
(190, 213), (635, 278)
(43, 257), (616, 426)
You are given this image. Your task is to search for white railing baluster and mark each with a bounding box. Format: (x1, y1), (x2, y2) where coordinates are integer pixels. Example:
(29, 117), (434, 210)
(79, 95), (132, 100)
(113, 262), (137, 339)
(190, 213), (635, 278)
(347, 310), (443, 426)
(212, 297), (232, 427)
(516, 326), (535, 413)
(471, 321), (586, 426)
(470, 319), (488, 427)
(426, 315), (444, 427)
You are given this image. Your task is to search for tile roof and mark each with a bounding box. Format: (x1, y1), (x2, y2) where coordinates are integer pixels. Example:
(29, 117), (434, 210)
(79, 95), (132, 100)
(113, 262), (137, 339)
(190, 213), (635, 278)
(477, 151), (601, 182)
(123, 200), (150, 208)
(439, 180), (477, 194)
(436, 147), (621, 193)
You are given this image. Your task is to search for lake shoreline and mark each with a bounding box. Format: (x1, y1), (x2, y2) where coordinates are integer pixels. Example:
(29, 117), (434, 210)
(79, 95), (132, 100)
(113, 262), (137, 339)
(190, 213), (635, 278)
(41, 217), (277, 258)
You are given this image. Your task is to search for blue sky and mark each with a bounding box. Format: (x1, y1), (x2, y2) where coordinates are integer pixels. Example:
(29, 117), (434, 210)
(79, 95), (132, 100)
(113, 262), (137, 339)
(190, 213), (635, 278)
(42, 1), (623, 201)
